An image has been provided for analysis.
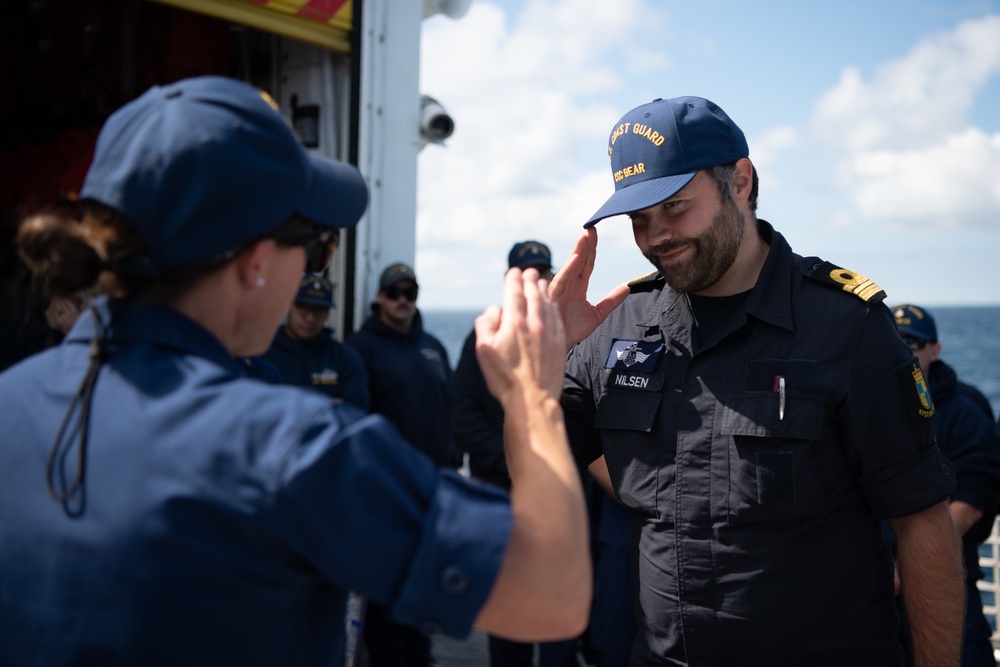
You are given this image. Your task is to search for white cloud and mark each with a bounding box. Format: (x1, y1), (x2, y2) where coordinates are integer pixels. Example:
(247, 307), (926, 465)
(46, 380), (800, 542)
(416, 5), (1000, 308)
(838, 127), (1000, 228)
(810, 15), (1000, 231)
(417, 0), (667, 307)
(812, 15), (1000, 152)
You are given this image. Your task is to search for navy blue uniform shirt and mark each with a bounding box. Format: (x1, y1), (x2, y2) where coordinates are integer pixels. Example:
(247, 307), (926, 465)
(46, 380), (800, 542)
(346, 307), (455, 467)
(929, 359), (1000, 645)
(563, 220), (955, 666)
(265, 325), (370, 410)
(0, 299), (511, 666)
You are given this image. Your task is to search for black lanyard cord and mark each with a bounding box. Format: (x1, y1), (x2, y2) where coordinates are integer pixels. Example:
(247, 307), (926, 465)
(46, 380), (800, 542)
(46, 305), (107, 518)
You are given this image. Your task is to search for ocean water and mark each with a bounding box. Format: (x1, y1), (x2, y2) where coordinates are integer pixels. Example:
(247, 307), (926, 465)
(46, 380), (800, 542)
(422, 305), (1000, 417)
(421, 309), (481, 370)
(931, 306), (1000, 416)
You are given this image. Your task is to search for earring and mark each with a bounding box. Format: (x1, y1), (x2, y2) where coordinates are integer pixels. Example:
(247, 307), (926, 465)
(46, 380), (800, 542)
(256, 277), (266, 287)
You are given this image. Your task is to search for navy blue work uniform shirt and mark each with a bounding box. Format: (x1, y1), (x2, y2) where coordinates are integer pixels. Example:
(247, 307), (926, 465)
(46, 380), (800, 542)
(346, 307), (455, 467)
(927, 359), (1000, 648)
(562, 220), (955, 666)
(0, 299), (511, 667)
(264, 325), (371, 410)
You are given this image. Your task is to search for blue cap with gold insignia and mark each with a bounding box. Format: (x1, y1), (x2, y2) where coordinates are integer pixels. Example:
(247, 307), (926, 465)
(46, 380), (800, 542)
(586, 96), (748, 227)
(892, 304), (938, 342)
(295, 274), (334, 309)
(379, 263), (418, 290)
(508, 241), (552, 272)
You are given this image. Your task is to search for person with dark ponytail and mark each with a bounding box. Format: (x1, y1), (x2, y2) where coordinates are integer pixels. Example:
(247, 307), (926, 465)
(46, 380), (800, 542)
(0, 213), (88, 370)
(0, 76), (596, 667)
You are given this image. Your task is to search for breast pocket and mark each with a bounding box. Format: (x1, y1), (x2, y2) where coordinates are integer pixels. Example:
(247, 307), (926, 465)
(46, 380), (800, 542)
(595, 388), (663, 516)
(720, 391), (825, 524)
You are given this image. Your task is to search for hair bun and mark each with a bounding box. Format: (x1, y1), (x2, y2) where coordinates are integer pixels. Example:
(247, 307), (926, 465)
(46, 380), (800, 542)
(17, 214), (103, 297)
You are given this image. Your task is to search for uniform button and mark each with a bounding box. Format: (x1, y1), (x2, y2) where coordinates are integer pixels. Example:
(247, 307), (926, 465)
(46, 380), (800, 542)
(941, 464), (953, 477)
(441, 565), (468, 594)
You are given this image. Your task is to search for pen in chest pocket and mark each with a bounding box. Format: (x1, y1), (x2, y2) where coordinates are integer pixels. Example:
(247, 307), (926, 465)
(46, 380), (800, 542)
(773, 375), (785, 421)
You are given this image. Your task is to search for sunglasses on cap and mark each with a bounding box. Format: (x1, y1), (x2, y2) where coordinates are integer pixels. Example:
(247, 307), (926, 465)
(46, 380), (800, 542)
(270, 217), (340, 273)
(384, 285), (418, 302)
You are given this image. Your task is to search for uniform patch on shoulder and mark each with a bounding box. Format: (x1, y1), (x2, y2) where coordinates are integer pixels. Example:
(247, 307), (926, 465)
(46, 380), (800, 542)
(896, 359), (935, 427)
(627, 271), (664, 293)
(806, 261), (886, 305)
(604, 338), (663, 373)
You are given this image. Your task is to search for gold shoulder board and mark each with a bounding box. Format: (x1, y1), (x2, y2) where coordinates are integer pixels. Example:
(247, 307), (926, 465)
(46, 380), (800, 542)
(807, 261), (886, 306)
(627, 271), (663, 293)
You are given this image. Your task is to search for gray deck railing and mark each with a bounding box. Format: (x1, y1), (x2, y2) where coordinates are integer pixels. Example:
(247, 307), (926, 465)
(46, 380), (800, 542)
(977, 518), (1000, 650)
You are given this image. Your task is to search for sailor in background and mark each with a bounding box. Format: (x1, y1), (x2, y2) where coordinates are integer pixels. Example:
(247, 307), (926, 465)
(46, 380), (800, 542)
(454, 240), (556, 490)
(346, 262), (459, 666)
(891, 303), (1000, 667)
(264, 271), (369, 410)
(455, 240), (616, 667)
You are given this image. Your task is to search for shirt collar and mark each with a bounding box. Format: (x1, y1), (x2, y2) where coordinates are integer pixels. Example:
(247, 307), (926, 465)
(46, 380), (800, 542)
(654, 218), (795, 334)
(742, 219), (795, 333)
(65, 296), (241, 373)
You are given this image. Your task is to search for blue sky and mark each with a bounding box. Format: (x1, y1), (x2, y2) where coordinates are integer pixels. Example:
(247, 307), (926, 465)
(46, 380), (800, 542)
(416, 0), (1000, 309)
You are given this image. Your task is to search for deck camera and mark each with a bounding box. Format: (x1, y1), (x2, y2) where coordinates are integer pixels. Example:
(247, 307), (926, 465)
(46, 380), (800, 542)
(419, 95), (454, 144)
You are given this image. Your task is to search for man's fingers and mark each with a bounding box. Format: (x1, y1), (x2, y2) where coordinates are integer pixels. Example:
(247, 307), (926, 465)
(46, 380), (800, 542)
(594, 283), (630, 320)
(550, 229), (597, 299)
(562, 228), (597, 282)
(575, 228), (598, 281)
(568, 228), (596, 264)
(549, 252), (584, 302)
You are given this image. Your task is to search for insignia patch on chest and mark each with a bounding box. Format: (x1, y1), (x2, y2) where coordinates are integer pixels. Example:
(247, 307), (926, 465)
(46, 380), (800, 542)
(604, 338), (663, 372)
(311, 369), (340, 385)
(420, 348), (443, 363)
(896, 359), (935, 427)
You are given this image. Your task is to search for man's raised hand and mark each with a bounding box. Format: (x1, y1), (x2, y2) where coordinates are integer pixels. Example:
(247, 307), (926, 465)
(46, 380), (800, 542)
(549, 228), (629, 349)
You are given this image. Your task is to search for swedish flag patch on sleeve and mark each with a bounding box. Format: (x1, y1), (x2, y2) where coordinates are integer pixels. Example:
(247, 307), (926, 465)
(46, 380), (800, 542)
(896, 359), (935, 428)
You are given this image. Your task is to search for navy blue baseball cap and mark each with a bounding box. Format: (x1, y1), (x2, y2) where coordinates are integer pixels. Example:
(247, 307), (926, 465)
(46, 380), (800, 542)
(81, 76), (368, 271)
(379, 263), (418, 290)
(295, 274), (334, 308)
(585, 96), (749, 227)
(508, 240), (552, 271)
(892, 304), (938, 342)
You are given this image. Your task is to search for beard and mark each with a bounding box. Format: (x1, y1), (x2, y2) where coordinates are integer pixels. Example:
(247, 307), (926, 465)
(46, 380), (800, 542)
(642, 197), (747, 293)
